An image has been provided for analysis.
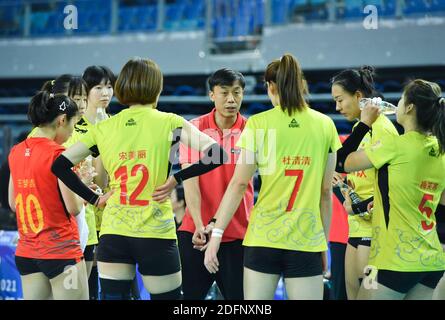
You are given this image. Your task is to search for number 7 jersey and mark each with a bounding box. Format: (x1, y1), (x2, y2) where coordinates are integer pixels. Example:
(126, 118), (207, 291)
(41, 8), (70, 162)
(80, 107), (184, 239)
(236, 106), (342, 252)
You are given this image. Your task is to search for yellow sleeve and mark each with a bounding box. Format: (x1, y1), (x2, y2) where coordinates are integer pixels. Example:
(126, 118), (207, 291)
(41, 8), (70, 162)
(79, 125), (97, 149)
(236, 116), (257, 153)
(364, 134), (398, 169)
(329, 118), (342, 153)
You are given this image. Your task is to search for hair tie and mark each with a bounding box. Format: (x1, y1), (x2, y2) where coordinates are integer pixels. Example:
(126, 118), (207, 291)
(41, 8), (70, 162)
(49, 93), (55, 98)
(58, 101), (67, 112)
(51, 80), (55, 86)
(438, 97), (445, 105)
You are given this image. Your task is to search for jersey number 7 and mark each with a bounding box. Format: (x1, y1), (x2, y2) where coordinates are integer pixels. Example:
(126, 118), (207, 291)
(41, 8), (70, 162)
(285, 169), (304, 212)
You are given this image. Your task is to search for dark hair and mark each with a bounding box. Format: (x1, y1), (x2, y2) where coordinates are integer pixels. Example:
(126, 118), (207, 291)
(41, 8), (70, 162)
(331, 65), (376, 98)
(207, 68), (246, 91)
(115, 57), (163, 106)
(264, 53), (308, 116)
(82, 65), (116, 94)
(40, 74), (73, 95)
(28, 91), (79, 127)
(68, 76), (88, 98)
(403, 79), (445, 154)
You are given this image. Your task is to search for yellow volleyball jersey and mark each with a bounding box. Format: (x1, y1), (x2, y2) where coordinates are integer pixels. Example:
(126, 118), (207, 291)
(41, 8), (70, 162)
(80, 106), (184, 239)
(237, 106), (342, 252)
(64, 115), (98, 246)
(347, 114), (399, 238)
(365, 132), (445, 272)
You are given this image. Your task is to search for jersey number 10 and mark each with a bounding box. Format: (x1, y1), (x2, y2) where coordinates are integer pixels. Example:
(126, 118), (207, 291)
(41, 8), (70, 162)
(15, 193), (44, 234)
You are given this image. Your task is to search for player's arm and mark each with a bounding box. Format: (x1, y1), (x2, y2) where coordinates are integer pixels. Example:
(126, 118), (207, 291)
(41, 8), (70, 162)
(93, 156), (108, 190)
(51, 142), (105, 206)
(204, 148), (256, 273)
(336, 103), (380, 173)
(344, 150), (374, 173)
(58, 179), (83, 216)
(8, 174), (15, 212)
(320, 153), (336, 241)
(153, 120), (228, 202)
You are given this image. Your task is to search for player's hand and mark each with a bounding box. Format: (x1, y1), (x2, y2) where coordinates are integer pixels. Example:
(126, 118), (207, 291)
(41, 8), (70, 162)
(341, 187), (353, 215)
(332, 172), (345, 187)
(96, 189), (114, 209)
(204, 237), (221, 274)
(367, 201), (374, 213)
(152, 176), (178, 203)
(360, 98), (381, 127)
(192, 226), (207, 251)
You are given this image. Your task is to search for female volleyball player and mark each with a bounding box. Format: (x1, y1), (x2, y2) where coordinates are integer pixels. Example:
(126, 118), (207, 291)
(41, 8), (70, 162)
(204, 53), (342, 300)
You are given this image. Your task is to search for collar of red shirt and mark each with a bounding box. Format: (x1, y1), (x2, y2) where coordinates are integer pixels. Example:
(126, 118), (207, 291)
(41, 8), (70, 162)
(208, 108), (244, 136)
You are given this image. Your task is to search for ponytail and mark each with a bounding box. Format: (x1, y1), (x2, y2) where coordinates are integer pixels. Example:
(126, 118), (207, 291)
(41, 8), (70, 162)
(432, 97), (445, 155)
(265, 53), (307, 116)
(403, 79), (445, 155)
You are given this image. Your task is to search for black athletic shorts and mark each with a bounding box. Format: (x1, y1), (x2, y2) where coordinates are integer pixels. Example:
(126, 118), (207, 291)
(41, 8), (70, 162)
(15, 256), (83, 279)
(84, 245), (96, 262)
(377, 269), (445, 294)
(244, 246), (322, 278)
(97, 234), (181, 276)
(348, 237), (372, 248)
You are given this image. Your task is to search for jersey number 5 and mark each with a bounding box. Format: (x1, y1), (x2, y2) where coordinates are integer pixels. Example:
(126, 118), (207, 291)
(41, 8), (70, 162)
(16, 194), (44, 234)
(285, 169), (304, 212)
(115, 164), (149, 206)
(419, 194), (434, 231)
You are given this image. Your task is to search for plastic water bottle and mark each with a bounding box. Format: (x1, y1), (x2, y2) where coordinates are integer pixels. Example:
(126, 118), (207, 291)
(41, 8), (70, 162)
(96, 107), (108, 123)
(359, 97), (397, 115)
(337, 181), (372, 221)
(337, 181), (361, 205)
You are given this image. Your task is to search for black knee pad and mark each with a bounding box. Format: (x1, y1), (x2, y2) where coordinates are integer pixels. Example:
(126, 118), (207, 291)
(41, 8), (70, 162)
(150, 286), (182, 300)
(99, 278), (133, 300)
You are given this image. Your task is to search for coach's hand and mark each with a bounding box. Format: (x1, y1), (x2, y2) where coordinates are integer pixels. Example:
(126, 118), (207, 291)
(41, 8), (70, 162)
(204, 237), (221, 274)
(153, 176), (178, 202)
(192, 226), (207, 251)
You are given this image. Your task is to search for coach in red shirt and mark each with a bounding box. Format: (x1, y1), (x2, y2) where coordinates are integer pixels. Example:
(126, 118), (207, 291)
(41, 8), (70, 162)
(178, 68), (254, 300)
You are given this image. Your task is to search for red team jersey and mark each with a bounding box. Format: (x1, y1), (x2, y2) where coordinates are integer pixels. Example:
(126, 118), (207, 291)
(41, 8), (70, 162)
(8, 138), (82, 260)
(179, 109), (253, 242)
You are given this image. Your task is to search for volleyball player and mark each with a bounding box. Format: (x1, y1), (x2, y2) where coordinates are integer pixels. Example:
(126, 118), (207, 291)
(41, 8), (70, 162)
(331, 66), (399, 299)
(178, 68), (253, 300)
(343, 79), (445, 299)
(204, 54), (342, 300)
(51, 57), (228, 300)
(8, 91), (89, 300)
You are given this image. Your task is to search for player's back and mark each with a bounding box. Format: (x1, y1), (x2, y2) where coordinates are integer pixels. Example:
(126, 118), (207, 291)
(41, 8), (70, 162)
(9, 138), (81, 259)
(238, 106), (341, 251)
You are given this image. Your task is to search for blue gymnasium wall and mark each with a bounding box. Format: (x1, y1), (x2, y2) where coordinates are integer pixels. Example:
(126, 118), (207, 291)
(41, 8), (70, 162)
(0, 19), (444, 78)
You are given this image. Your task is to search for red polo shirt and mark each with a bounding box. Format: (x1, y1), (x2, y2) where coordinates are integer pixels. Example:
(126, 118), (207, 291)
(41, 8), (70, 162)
(178, 108), (253, 242)
(329, 135), (349, 244)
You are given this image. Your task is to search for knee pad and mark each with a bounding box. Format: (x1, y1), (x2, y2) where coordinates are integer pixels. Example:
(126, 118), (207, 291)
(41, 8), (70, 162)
(99, 278), (133, 300)
(150, 286), (182, 300)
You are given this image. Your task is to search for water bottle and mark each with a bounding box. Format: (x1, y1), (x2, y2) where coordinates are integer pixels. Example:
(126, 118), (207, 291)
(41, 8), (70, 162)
(337, 181), (361, 205)
(359, 97), (397, 115)
(96, 107), (108, 123)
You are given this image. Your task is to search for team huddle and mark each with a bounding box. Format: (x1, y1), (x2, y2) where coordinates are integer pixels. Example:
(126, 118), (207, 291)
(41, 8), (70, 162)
(6, 54), (445, 300)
